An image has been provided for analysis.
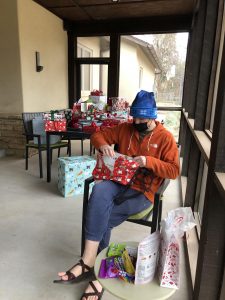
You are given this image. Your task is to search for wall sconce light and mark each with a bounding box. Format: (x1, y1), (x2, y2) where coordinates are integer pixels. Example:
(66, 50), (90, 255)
(35, 51), (44, 72)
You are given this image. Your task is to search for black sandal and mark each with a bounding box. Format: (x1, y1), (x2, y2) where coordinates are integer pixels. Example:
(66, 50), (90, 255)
(53, 259), (93, 284)
(80, 281), (104, 300)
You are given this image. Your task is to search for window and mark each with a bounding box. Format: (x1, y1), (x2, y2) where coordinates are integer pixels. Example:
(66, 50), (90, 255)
(78, 44), (92, 93)
(77, 37), (110, 58)
(157, 110), (181, 143)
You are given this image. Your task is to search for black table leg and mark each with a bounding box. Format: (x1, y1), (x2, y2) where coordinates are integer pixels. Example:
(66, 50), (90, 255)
(46, 132), (51, 182)
(81, 138), (84, 155)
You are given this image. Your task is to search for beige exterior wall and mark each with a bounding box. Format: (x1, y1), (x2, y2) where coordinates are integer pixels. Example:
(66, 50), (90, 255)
(77, 37), (156, 102)
(136, 46), (155, 92)
(0, 0), (68, 156)
(0, 0), (23, 114)
(119, 39), (139, 102)
(17, 0), (68, 112)
(119, 38), (156, 103)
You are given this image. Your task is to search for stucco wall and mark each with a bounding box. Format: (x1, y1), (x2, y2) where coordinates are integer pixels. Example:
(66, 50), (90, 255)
(0, 0), (23, 114)
(119, 38), (156, 103)
(136, 46), (155, 92)
(17, 0), (68, 112)
(119, 39), (139, 102)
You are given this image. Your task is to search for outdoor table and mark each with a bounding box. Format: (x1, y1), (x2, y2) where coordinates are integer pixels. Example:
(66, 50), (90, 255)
(94, 242), (176, 300)
(46, 130), (92, 182)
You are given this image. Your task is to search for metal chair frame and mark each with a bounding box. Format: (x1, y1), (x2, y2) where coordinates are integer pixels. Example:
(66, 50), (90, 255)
(22, 112), (71, 178)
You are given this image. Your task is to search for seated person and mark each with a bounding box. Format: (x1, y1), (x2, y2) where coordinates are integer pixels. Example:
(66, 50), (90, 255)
(54, 90), (180, 300)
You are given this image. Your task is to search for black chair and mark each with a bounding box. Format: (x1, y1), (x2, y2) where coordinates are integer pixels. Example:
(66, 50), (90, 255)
(81, 175), (170, 255)
(22, 112), (71, 178)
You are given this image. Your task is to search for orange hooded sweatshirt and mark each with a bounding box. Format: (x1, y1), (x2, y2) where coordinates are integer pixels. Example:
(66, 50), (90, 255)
(91, 121), (179, 203)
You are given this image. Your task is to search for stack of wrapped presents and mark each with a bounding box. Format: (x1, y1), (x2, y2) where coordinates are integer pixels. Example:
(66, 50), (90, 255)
(31, 91), (132, 144)
(68, 90), (132, 133)
(43, 110), (67, 132)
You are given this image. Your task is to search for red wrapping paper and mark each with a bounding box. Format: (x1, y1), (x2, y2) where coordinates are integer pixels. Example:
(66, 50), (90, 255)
(112, 156), (139, 185)
(45, 120), (67, 132)
(83, 122), (101, 134)
(92, 154), (111, 180)
(92, 154), (139, 185)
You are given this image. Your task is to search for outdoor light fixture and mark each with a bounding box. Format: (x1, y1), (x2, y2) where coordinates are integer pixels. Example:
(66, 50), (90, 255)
(35, 51), (44, 72)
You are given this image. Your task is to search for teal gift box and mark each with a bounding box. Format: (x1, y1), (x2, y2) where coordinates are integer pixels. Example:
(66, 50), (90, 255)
(58, 156), (96, 197)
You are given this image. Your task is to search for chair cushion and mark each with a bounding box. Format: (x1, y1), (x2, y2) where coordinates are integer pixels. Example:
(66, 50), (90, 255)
(128, 205), (153, 220)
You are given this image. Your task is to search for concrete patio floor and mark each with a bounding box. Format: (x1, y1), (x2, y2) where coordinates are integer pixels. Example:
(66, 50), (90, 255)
(0, 140), (192, 300)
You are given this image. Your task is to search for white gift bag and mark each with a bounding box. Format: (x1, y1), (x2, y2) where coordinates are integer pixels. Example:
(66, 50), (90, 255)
(158, 234), (179, 289)
(158, 207), (196, 289)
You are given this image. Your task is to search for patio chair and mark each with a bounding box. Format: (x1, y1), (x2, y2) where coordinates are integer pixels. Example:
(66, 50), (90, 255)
(81, 175), (170, 255)
(22, 112), (71, 178)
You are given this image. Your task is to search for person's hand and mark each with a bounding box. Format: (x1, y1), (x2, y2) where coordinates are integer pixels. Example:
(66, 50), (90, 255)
(99, 145), (115, 157)
(133, 156), (147, 167)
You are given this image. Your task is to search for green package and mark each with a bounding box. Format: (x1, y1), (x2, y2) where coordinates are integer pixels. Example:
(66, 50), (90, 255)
(107, 243), (126, 257)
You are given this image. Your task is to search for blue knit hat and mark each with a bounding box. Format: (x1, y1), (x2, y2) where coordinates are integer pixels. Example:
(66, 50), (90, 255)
(130, 90), (157, 119)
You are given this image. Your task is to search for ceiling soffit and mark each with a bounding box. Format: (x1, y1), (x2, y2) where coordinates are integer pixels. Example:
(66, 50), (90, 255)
(34, 0), (197, 23)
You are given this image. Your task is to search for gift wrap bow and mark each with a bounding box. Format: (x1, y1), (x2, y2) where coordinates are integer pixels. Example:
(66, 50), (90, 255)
(91, 89), (103, 96)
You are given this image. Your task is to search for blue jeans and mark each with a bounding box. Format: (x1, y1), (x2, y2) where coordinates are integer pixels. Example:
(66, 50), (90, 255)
(85, 180), (152, 251)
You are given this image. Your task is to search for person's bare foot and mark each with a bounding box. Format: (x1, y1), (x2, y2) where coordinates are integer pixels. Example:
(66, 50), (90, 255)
(81, 280), (104, 300)
(58, 259), (93, 281)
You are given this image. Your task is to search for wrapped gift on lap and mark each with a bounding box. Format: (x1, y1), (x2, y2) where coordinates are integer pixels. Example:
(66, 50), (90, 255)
(112, 156), (139, 185)
(92, 153), (139, 185)
(92, 154), (111, 180)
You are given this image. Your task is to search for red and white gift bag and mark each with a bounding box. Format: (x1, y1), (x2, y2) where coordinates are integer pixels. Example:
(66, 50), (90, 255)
(92, 153), (139, 185)
(158, 234), (179, 289)
(157, 207), (196, 289)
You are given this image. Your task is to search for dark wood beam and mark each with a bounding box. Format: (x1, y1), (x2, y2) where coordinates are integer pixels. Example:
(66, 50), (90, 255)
(210, 33), (225, 173)
(68, 33), (76, 108)
(108, 34), (120, 98)
(194, 2), (225, 296)
(184, 136), (201, 208)
(194, 0), (220, 130)
(194, 181), (225, 300)
(204, 0), (224, 129)
(181, 0), (206, 117)
(64, 14), (192, 36)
